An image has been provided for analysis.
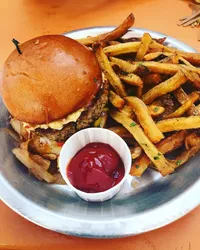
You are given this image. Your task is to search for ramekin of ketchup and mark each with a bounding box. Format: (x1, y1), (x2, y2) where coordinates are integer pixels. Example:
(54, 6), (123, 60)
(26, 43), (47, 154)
(59, 128), (132, 202)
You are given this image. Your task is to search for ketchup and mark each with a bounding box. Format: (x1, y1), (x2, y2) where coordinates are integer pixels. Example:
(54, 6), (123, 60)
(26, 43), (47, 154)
(67, 143), (125, 193)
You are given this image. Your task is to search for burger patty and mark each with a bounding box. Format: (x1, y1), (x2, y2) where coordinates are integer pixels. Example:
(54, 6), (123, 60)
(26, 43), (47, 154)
(34, 82), (109, 141)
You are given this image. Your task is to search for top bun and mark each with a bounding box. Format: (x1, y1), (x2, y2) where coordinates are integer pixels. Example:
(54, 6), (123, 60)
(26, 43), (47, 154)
(1, 35), (102, 124)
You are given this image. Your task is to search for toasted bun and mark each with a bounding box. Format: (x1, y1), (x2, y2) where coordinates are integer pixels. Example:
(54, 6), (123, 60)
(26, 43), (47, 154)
(1, 35), (102, 124)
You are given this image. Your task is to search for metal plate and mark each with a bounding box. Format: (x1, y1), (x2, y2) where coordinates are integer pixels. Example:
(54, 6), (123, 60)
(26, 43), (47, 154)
(0, 27), (200, 238)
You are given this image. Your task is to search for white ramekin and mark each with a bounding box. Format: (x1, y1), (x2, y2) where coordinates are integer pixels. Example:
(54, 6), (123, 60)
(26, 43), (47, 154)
(59, 127), (132, 202)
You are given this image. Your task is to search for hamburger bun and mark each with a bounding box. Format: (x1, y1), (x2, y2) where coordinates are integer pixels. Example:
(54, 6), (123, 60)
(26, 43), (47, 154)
(1, 35), (102, 124)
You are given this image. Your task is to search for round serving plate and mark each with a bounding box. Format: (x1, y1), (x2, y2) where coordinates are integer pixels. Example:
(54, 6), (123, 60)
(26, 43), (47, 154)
(0, 27), (200, 238)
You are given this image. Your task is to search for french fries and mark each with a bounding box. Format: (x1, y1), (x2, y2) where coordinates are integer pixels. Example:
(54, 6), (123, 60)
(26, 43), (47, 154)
(109, 90), (125, 108)
(12, 148), (55, 183)
(120, 73), (143, 87)
(29, 154), (50, 171)
(125, 97), (164, 143)
(142, 70), (187, 104)
(110, 57), (138, 73)
(166, 92), (199, 118)
(147, 105), (165, 117)
(180, 66), (200, 89)
(10, 118), (28, 140)
(173, 88), (200, 116)
(160, 43), (200, 64)
(136, 86), (143, 98)
(110, 110), (175, 176)
(134, 61), (200, 75)
(174, 145), (200, 169)
(28, 136), (61, 157)
(130, 146), (142, 160)
(118, 104), (136, 119)
(144, 52), (174, 61)
(77, 13), (135, 46)
(150, 41), (200, 64)
(131, 131), (187, 176)
(136, 33), (152, 61)
(53, 172), (66, 185)
(185, 132), (200, 150)
(121, 36), (166, 45)
(142, 73), (162, 85)
(94, 44), (127, 96)
(179, 57), (195, 67)
(108, 126), (133, 138)
(104, 42), (141, 56)
(156, 116), (200, 132)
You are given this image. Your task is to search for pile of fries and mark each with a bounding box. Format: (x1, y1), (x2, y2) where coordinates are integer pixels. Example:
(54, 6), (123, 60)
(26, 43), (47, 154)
(79, 13), (200, 178)
(11, 13), (200, 182)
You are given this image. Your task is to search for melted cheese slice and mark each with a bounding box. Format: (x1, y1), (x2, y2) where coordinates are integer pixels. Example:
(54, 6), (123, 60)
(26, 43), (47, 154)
(23, 108), (84, 132)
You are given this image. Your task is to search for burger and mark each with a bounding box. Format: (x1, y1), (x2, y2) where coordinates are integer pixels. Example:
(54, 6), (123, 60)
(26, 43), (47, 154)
(1, 34), (108, 139)
(0, 35), (108, 181)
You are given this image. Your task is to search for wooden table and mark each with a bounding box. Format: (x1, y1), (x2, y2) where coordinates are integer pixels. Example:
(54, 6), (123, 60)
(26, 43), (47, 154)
(0, 0), (200, 249)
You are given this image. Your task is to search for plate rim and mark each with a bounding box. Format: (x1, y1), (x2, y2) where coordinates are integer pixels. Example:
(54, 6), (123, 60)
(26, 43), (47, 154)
(0, 26), (200, 238)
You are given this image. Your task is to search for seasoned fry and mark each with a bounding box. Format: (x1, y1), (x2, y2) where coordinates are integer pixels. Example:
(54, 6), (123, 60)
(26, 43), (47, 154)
(53, 172), (66, 185)
(121, 36), (166, 45)
(119, 104), (135, 119)
(77, 13), (135, 45)
(100, 41), (121, 48)
(130, 146), (142, 160)
(42, 153), (57, 160)
(12, 148), (55, 183)
(158, 56), (173, 63)
(149, 41), (172, 52)
(107, 41), (121, 46)
(131, 131), (187, 176)
(120, 73), (143, 87)
(125, 97), (164, 143)
(144, 52), (173, 61)
(109, 90), (125, 108)
(173, 88), (200, 116)
(110, 110), (175, 176)
(135, 61), (179, 74)
(172, 53), (180, 64)
(149, 41), (200, 64)
(136, 86), (143, 98)
(103, 42), (140, 56)
(10, 118), (28, 140)
(174, 145), (200, 169)
(156, 116), (200, 132)
(180, 66), (200, 89)
(94, 44), (126, 96)
(142, 73), (162, 85)
(110, 57), (138, 73)
(147, 105), (165, 117)
(179, 57), (195, 67)
(185, 132), (200, 150)
(28, 136), (61, 156)
(29, 154), (50, 171)
(108, 126), (133, 138)
(142, 70), (187, 104)
(177, 51), (200, 65)
(136, 33), (152, 61)
(166, 92), (199, 118)
(133, 61), (200, 75)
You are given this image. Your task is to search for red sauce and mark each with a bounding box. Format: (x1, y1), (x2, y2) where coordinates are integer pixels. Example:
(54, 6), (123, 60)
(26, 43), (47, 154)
(57, 141), (65, 147)
(67, 142), (125, 193)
